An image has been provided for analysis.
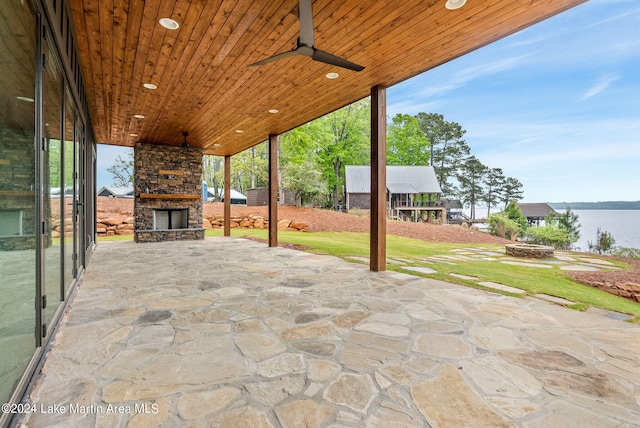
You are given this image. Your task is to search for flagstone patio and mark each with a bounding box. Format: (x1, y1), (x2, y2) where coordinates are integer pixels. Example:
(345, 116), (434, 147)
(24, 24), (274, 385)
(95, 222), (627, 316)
(20, 237), (640, 427)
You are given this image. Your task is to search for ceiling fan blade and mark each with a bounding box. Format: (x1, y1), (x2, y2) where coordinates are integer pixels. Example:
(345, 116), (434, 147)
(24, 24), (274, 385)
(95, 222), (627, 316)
(298, 0), (314, 47)
(312, 49), (365, 72)
(248, 49), (299, 67)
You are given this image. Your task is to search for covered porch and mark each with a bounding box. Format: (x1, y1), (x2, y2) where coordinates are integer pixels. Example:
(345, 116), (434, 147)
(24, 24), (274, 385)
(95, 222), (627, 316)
(1, 0), (607, 423)
(22, 238), (640, 427)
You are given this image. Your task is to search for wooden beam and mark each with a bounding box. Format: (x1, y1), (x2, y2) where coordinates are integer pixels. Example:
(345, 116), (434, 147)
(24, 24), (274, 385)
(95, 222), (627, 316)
(370, 85), (387, 272)
(268, 134), (279, 247)
(224, 155), (231, 237)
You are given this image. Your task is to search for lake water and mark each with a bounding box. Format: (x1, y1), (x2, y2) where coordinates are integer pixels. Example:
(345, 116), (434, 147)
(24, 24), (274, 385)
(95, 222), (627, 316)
(572, 210), (640, 251)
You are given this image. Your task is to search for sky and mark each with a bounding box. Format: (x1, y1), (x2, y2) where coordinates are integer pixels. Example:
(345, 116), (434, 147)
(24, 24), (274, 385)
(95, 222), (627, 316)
(98, 0), (640, 203)
(386, 0), (640, 203)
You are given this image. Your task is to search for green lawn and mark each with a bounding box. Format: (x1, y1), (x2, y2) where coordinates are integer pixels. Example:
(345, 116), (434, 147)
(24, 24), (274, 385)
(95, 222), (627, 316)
(206, 228), (640, 321)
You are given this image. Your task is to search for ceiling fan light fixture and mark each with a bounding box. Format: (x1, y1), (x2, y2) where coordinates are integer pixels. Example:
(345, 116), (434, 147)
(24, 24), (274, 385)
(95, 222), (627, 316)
(247, 0), (364, 72)
(326, 72), (339, 79)
(182, 131), (189, 148)
(445, 0), (466, 10)
(143, 83), (157, 90)
(159, 18), (179, 30)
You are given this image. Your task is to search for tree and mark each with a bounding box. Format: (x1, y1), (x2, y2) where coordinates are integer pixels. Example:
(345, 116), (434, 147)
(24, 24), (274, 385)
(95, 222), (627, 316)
(588, 228), (616, 254)
(457, 156), (487, 219)
(203, 155), (224, 199)
(500, 177), (524, 208)
(282, 160), (326, 206)
(483, 167), (505, 218)
(311, 99), (370, 208)
(415, 112), (470, 197)
(107, 152), (134, 187)
(557, 207), (581, 244)
(386, 114), (430, 165)
(280, 99), (370, 209)
(231, 142), (269, 193)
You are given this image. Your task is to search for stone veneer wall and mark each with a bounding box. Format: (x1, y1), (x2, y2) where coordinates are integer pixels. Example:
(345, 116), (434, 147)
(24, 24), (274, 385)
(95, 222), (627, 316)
(134, 143), (204, 242)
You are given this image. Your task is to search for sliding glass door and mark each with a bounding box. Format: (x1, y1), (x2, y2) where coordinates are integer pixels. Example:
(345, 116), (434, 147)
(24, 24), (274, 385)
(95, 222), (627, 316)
(0, 0), (91, 410)
(43, 37), (64, 330)
(0, 0), (37, 404)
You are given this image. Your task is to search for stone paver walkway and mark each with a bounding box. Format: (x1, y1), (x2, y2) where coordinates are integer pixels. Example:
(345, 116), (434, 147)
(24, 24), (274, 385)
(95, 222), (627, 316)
(405, 246), (624, 298)
(22, 238), (640, 427)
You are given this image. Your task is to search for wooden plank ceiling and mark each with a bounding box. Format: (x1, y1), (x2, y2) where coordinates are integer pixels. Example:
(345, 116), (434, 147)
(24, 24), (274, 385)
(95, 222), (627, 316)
(69, 0), (586, 156)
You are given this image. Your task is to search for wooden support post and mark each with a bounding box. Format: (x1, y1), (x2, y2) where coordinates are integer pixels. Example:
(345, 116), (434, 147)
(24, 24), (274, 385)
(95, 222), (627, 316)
(370, 85), (387, 271)
(268, 134), (279, 247)
(224, 155), (231, 236)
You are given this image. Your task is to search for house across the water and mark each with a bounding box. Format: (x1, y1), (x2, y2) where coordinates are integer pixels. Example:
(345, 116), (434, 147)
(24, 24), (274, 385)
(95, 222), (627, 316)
(516, 202), (558, 225)
(345, 166), (444, 223)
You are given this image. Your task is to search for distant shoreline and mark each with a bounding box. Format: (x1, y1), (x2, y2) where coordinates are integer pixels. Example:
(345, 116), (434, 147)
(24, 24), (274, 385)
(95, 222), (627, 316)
(548, 201), (640, 210)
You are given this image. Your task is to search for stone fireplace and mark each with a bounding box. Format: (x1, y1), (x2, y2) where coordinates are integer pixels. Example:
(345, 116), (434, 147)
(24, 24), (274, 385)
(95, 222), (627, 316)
(134, 143), (204, 243)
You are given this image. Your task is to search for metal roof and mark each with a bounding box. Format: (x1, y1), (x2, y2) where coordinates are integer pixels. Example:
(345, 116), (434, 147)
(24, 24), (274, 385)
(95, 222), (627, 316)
(345, 165), (441, 194)
(516, 203), (557, 219)
(387, 183), (418, 194)
(207, 188), (247, 201)
(97, 186), (134, 197)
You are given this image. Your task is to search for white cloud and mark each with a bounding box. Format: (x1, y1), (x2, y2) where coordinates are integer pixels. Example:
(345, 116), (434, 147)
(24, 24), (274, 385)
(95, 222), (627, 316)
(391, 53), (529, 98)
(420, 55), (529, 98)
(580, 73), (620, 100)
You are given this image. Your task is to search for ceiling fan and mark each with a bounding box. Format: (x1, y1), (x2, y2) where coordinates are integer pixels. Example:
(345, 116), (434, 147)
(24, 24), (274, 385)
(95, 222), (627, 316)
(248, 0), (364, 72)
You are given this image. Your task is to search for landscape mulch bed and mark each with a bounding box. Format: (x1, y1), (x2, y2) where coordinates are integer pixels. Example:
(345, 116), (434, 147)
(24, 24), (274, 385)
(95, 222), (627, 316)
(567, 258), (640, 303)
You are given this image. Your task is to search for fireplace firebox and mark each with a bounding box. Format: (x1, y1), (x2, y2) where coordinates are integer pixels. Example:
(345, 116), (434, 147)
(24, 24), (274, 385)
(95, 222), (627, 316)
(154, 209), (188, 230)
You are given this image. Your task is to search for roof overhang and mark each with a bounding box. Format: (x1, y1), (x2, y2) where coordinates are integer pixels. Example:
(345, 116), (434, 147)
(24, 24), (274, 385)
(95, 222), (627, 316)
(70, 0), (587, 156)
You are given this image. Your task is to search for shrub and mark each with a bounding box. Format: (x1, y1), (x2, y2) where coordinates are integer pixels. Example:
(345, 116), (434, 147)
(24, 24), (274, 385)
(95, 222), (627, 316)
(530, 207), (580, 249)
(610, 247), (640, 260)
(588, 228), (616, 254)
(488, 213), (521, 240)
(525, 224), (573, 249)
(504, 201), (528, 232)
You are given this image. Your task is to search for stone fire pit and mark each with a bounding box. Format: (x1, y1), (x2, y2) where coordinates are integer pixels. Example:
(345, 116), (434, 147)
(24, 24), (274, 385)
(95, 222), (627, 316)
(505, 243), (554, 258)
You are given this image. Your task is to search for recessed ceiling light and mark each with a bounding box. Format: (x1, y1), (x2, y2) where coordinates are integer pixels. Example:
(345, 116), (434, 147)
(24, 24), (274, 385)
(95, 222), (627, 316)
(235, 130), (244, 133)
(159, 18), (179, 30)
(445, 0), (466, 10)
(129, 133), (138, 137)
(326, 72), (339, 79)
(268, 109), (279, 114)
(134, 114), (145, 119)
(16, 96), (34, 102)
(143, 83), (157, 90)
(213, 144), (221, 147)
